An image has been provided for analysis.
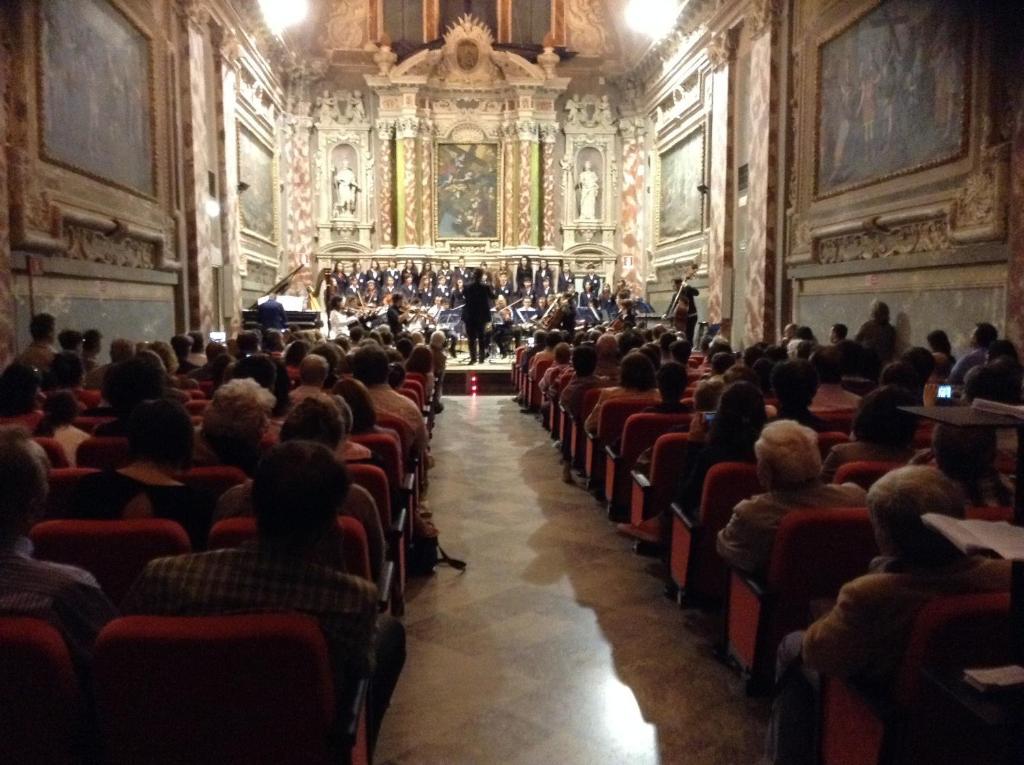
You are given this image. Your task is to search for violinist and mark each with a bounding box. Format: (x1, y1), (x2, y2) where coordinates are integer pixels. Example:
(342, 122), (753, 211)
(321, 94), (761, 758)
(328, 296), (358, 340)
(492, 295), (514, 358)
(617, 298), (638, 330)
(387, 293), (407, 336)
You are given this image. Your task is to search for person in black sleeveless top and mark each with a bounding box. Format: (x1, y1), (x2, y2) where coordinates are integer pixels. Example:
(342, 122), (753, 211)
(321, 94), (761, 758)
(71, 399), (215, 548)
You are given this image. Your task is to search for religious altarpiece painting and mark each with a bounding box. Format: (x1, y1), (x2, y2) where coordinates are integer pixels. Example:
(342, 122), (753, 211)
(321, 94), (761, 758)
(434, 142), (500, 241)
(38, 0), (155, 197)
(237, 125), (277, 244)
(815, 0), (970, 198)
(656, 125), (705, 246)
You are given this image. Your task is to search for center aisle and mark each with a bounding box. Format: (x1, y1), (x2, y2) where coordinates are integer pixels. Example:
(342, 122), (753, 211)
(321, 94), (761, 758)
(375, 396), (767, 765)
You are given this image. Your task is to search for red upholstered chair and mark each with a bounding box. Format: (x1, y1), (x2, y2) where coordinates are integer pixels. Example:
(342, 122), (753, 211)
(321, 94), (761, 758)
(72, 415), (114, 434)
(34, 436), (70, 468)
(669, 461), (760, 603)
(816, 410), (854, 435)
(912, 422), (934, 449)
(630, 433), (689, 527)
(820, 592), (1013, 765)
(570, 388), (603, 470)
(74, 388), (103, 409)
(30, 519), (191, 604)
(0, 411), (44, 430)
(816, 431), (850, 459)
(0, 617), (83, 765)
(398, 385), (421, 412)
(349, 462), (405, 612)
(93, 614), (366, 765)
(180, 465), (248, 500)
(43, 467), (99, 520)
(832, 461), (905, 491)
(605, 412), (690, 519)
(197, 380), (214, 398)
(585, 397), (653, 497)
(76, 436), (131, 471)
(725, 507), (876, 693)
(184, 399), (210, 416)
(513, 347), (525, 388)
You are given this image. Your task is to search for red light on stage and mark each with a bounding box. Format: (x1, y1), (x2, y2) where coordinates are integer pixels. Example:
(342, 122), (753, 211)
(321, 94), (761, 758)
(470, 374), (478, 395)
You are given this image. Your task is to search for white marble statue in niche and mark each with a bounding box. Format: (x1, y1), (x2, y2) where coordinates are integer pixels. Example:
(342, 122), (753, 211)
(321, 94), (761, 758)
(331, 145), (360, 217)
(576, 153), (601, 220)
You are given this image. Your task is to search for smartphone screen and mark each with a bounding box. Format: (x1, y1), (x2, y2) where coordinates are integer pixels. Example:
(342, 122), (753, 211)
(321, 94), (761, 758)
(937, 385), (952, 400)
(209, 331), (226, 343)
(703, 411), (716, 424)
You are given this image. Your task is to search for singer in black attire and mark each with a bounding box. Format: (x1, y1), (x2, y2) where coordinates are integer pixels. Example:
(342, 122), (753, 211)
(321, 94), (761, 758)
(461, 268), (495, 364)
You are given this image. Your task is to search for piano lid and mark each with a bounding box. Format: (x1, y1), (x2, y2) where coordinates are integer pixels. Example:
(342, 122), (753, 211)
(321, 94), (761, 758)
(249, 263), (305, 310)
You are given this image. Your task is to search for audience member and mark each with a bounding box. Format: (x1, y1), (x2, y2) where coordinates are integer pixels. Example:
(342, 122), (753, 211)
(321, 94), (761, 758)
(84, 337), (134, 390)
(0, 363), (42, 421)
(71, 400), (215, 548)
(930, 424), (1013, 507)
(770, 360), (825, 431)
(170, 334), (199, 374)
(584, 351), (659, 435)
(351, 344), (428, 458)
(809, 347), (860, 411)
(82, 329), (103, 372)
(854, 300), (897, 363)
(0, 428), (117, 678)
(17, 313), (57, 372)
(123, 440), (405, 748)
(716, 420), (866, 574)
(645, 362), (688, 414)
(767, 466), (1010, 765)
(58, 329), (84, 354)
(92, 356), (165, 436)
(34, 391), (89, 466)
(194, 378), (275, 476)
(829, 323), (847, 344)
(290, 354), (330, 405)
(948, 322), (998, 385)
(821, 386), (917, 482)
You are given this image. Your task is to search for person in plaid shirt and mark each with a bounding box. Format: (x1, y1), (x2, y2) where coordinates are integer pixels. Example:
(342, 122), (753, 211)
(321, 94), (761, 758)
(124, 441), (405, 747)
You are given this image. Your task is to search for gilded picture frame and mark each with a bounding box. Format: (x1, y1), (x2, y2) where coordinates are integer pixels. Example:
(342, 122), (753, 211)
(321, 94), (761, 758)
(655, 124), (706, 247)
(813, 0), (972, 199)
(237, 123), (279, 245)
(433, 142), (502, 242)
(36, 0), (157, 198)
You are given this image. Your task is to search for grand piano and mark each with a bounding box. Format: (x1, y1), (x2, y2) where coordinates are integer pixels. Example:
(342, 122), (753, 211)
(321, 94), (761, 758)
(241, 264), (323, 331)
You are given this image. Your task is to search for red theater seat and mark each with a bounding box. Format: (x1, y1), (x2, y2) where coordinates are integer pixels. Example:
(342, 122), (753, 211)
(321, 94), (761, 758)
(630, 432), (689, 527)
(0, 617), (83, 765)
(180, 465), (248, 500)
(184, 399), (210, 416)
(93, 614), (365, 765)
(724, 507), (876, 693)
(76, 436), (131, 471)
(669, 461), (760, 603)
(585, 397), (653, 498)
(816, 431), (849, 459)
(832, 461), (905, 491)
(30, 519), (191, 605)
(820, 592), (1013, 765)
(527, 359), (553, 411)
(34, 436), (70, 468)
(605, 412), (690, 518)
(43, 467), (99, 520)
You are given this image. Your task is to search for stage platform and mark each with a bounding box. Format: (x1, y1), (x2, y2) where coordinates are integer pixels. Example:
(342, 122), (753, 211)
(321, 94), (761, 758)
(441, 357), (516, 395)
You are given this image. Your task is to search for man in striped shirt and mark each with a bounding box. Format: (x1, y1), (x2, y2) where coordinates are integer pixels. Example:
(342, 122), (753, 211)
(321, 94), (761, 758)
(0, 427), (117, 677)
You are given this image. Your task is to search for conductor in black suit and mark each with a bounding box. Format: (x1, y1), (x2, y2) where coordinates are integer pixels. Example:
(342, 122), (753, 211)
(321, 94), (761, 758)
(461, 268), (495, 364)
(256, 293), (288, 332)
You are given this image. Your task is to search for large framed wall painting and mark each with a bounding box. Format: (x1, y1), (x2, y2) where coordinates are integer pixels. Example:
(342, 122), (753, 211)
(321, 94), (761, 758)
(435, 143), (500, 240)
(238, 125), (277, 243)
(38, 0), (155, 196)
(656, 126), (705, 246)
(815, 0), (970, 198)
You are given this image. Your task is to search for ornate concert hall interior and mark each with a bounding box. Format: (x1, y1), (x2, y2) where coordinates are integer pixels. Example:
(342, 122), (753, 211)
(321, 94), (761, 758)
(1, 1), (1023, 764)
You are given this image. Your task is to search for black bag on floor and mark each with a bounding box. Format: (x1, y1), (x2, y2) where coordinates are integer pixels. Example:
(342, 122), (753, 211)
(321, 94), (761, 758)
(408, 536), (466, 577)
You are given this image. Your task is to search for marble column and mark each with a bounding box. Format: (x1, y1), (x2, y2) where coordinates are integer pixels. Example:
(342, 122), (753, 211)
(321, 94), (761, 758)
(517, 120), (538, 247)
(0, 21), (14, 365)
(418, 120), (434, 248)
(705, 31), (737, 336)
(215, 32), (243, 333)
(502, 122), (518, 247)
(1005, 65), (1024, 349)
(284, 114), (315, 274)
(397, 117), (419, 247)
(540, 124), (558, 250)
(375, 119), (395, 248)
(180, 4), (216, 332)
(743, 5), (780, 346)
(619, 117), (647, 296)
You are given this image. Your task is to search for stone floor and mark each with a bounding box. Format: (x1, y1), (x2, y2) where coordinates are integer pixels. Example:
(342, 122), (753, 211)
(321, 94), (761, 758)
(376, 396), (767, 764)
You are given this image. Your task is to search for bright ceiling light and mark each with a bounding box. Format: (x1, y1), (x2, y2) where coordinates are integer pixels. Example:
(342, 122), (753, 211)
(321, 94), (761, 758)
(625, 0), (682, 40)
(258, 0), (309, 35)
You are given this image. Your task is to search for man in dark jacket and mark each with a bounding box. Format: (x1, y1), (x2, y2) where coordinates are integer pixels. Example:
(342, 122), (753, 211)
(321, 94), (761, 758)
(461, 268), (495, 364)
(256, 294), (288, 332)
